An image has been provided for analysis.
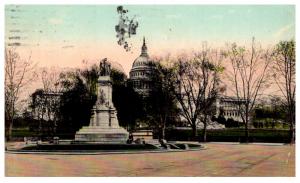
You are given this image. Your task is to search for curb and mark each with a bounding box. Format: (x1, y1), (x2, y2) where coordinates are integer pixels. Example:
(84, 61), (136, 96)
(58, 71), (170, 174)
(5, 146), (207, 155)
(206, 142), (286, 146)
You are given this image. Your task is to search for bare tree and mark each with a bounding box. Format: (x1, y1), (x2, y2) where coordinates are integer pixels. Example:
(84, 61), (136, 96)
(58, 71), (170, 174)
(40, 67), (62, 93)
(225, 38), (272, 142)
(272, 40), (295, 143)
(5, 47), (36, 140)
(197, 50), (226, 142)
(171, 46), (225, 139)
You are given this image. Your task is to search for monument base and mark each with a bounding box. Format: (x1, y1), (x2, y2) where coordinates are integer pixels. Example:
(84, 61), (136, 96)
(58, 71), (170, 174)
(75, 126), (129, 144)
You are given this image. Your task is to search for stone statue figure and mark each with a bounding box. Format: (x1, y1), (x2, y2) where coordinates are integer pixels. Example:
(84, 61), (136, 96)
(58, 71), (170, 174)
(100, 58), (111, 76)
(97, 90), (106, 105)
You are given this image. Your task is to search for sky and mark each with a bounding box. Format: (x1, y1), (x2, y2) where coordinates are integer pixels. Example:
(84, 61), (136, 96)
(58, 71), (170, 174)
(5, 5), (295, 75)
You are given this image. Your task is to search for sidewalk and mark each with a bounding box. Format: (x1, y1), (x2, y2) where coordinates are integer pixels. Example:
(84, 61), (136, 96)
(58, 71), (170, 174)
(5, 143), (295, 176)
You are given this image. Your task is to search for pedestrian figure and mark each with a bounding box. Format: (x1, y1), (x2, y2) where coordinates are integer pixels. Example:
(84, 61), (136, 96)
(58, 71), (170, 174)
(127, 132), (134, 144)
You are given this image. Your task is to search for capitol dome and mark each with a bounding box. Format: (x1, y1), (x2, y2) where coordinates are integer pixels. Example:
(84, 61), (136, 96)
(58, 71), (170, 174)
(131, 38), (155, 68)
(132, 56), (152, 67)
(129, 37), (156, 96)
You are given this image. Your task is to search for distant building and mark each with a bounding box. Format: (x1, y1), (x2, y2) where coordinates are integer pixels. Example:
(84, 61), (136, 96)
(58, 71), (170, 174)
(129, 37), (156, 97)
(177, 94), (247, 128)
(31, 91), (62, 122)
(213, 95), (247, 122)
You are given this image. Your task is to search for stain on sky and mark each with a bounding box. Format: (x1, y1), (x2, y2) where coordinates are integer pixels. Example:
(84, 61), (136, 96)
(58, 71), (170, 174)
(9, 30), (21, 33)
(7, 5), (138, 50)
(62, 45), (74, 49)
(6, 5), (69, 48)
(8, 36), (21, 40)
(6, 5), (23, 47)
(115, 6), (139, 52)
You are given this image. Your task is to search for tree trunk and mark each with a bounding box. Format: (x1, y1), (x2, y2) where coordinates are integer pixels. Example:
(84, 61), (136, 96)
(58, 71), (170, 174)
(161, 125), (166, 140)
(6, 122), (13, 141)
(244, 124), (249, 143)
(202, 115), (208, 142)
(192, 123), (198, 139)
(5, 120), (9, 141)
(5, 126), (10, 141)
(290, 125), (295, 144)
(5, 117), (13, 141)
(244, 111), (249, 143)
(9, 121), (13, 140)
(203, 122), (207, 142)
(289, 113), (295, 144)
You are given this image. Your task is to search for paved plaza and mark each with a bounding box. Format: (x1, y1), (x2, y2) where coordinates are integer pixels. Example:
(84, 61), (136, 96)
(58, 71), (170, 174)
(5, 143), (295, 177)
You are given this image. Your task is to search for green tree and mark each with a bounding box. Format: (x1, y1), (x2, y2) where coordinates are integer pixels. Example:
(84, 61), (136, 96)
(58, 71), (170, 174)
(111, 69), (144, 130)
(272, 40), (295, 143)
(58, 70), (97, 136)
(253, 99), (285, 129)
(145, 63), (180, 139)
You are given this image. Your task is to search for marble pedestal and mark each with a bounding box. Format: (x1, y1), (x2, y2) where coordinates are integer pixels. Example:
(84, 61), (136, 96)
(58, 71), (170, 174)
(75, 126), (129, 143)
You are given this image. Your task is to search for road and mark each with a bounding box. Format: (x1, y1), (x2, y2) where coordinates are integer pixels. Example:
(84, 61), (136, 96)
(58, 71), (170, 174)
(5, 143), (295, 177)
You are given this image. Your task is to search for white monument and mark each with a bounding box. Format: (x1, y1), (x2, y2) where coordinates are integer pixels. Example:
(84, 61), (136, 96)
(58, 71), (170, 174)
(75, 58), (129, 143)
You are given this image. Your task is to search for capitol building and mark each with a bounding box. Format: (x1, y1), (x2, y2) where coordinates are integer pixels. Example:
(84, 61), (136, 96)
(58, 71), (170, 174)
(129, 37), (156, 97)
(128, 38), (244, 127)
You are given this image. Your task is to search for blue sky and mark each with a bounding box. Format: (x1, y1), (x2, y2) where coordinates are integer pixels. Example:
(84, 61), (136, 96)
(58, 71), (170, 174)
(5, 5), (295, 43)
(5, 5), (295, 74)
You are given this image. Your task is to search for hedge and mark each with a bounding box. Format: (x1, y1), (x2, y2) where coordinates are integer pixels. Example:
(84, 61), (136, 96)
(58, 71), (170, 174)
(12, 127), (292, 143)
(164, 128), (291, 143)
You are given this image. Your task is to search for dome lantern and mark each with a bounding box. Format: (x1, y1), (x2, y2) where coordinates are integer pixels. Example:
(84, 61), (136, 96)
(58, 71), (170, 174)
(140, 37), (148, 57)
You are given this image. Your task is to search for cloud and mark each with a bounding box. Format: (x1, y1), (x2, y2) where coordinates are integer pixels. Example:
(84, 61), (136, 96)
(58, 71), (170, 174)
(273, 23), (294, 39)
(48, 18), (63, 25)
